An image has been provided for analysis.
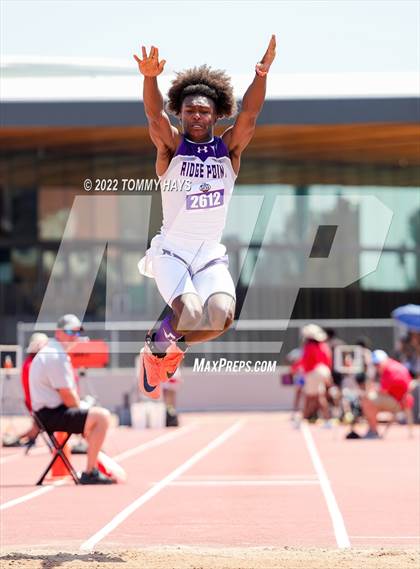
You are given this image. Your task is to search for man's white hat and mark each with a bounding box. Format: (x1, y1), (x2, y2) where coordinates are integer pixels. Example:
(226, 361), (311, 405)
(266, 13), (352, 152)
(56, 314), (84, 331)
(27, 333), (49, 353)
(301, 323), (327, 342)
(371, 349), (388, 365)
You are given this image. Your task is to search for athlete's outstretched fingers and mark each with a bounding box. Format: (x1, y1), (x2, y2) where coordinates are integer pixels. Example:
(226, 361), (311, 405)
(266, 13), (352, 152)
(133, 54), (141, 64)
(142, 46), (147, 59)
(158, 59), (166, 72)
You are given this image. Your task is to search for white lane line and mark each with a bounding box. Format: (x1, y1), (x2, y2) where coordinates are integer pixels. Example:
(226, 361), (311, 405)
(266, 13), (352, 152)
(301, 422), (351, 549)
(166, 480), (320, 486)
(80, 419), (245, 551)
(180, 474), (318, 480)
(350, 536), (420, 539)
(0, 424), (196, 511)
(0, 480), (66, 511)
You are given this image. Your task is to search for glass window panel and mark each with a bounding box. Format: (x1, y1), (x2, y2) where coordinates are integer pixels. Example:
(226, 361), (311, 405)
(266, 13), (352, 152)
(118, 195), (151, 241)
(68, 250), (92, 279)
(42, 250), (64, 279)
(0, 249), (12, 283)
(122, 251), (143, 286)
(359, 251), (418, 291)
(3, 188), (38, 238)
(223, 184), (295, 243)
(38, 187), (79, 240)
(11, 248), (38, 282)
(310, 185), (419, 249)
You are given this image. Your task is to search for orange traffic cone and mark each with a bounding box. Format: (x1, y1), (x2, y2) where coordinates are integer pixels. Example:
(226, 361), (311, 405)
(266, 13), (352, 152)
(48, 432), (74, 480)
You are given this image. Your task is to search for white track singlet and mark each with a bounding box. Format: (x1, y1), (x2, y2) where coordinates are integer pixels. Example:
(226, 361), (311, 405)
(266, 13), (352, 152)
(159, 135), (237, 242)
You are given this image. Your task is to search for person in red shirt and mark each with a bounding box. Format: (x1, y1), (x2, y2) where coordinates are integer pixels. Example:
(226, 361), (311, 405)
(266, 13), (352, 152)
(360, 349), (414, 439)
(291, 324), (333, 423)
(2, 333), (48, 448)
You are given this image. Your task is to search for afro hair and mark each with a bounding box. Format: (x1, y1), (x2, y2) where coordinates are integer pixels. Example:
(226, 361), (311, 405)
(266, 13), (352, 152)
(166, 64), (237, 119)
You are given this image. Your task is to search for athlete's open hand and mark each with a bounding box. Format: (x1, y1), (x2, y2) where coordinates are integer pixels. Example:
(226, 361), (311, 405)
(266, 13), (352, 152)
(133, 46), (166, 77)
(256, 34), (276, 76)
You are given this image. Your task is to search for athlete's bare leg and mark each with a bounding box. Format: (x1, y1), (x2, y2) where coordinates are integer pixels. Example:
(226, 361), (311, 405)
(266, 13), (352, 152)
(171, 293), (235, 344)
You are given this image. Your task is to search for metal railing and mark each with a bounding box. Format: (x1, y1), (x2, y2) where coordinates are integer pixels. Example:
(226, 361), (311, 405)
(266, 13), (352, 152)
(17, 319), (396, 370)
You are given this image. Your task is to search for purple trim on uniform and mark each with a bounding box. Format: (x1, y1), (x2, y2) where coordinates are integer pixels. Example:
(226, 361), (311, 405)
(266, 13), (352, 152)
(174, 136), (229, 162)
(193, 254), (229, 276)
(162, 248), (193, 278)
(162, 247), (229, 279)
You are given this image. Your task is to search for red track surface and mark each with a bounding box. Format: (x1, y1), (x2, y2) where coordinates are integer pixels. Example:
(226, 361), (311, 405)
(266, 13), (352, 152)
(1, 413), (419, 551)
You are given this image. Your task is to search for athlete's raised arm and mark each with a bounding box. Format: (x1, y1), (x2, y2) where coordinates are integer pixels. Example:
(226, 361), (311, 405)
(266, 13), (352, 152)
(133, 46), (180, 171)
(222, 35), (276, 171)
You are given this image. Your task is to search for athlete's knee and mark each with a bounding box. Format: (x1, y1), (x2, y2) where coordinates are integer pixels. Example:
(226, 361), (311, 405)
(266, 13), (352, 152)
(173, 295), (203, 331)
(223, 310), (235, 330)
(207, 296), (235, 331)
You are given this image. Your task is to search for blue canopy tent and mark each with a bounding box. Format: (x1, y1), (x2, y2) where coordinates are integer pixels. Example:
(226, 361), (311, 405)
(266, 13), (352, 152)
(391, 304), (420, 332)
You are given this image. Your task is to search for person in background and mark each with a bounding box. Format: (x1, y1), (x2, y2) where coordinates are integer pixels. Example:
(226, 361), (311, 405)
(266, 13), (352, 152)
(291, 324), (332, 425)
(358, 349), (414, 439)
(2, 333), (49, 448)
(285, 347), (305, 427)
(395, 332), (420, 379)
(162, 366), (184, 427)
(324, 327), (346, 417)
(30, 314), (115, 484)
(342, 336), (374, 439)
(354, 336), (374, 389)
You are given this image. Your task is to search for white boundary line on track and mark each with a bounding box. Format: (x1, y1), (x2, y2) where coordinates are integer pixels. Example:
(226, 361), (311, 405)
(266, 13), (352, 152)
(166, 480), (320, 486)
(0, 480), (66, 511)
(301, 422), (351, 549)
(180, 474), (319, 480)
(0, 423), (196, 511)
(80, 419), (245, 552)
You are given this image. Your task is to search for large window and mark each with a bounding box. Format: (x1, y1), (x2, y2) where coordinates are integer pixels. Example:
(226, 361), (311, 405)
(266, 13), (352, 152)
(1, 150), (418, 321)
(309, 185), (419, 290)
(221, 183), (418, 292)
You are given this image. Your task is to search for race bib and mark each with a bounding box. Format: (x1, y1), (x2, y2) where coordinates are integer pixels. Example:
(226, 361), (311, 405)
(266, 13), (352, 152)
(186, 189), (224, 210)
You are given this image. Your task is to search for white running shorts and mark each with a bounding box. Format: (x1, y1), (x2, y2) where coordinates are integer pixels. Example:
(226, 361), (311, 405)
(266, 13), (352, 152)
(138, 234), (236, 306)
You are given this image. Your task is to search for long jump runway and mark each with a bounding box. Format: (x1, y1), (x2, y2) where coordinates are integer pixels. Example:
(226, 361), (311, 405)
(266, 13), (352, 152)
(1, 412), (419, 568)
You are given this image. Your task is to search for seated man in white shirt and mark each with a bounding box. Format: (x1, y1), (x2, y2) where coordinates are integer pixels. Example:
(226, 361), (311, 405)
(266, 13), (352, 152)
(29, 314), (114, 485)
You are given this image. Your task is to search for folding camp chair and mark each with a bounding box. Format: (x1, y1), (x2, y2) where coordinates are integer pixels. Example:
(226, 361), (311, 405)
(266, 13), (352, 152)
(24, 422), (54, 455)
(32, 413), (79, 485)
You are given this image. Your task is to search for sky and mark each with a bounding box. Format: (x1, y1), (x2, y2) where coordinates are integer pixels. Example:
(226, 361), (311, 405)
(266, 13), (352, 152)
(1, 0), (419, 75)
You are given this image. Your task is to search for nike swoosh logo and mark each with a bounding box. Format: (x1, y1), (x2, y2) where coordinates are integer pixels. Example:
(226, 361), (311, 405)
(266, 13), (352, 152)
(143, 365), (157, 393)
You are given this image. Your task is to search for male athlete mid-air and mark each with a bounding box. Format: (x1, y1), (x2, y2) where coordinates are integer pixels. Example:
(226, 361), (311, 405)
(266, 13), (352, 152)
(134, 35), (276, 398)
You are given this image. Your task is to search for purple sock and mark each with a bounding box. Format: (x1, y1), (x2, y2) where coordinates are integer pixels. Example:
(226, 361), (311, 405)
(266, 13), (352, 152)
(153, 315), (183, 354)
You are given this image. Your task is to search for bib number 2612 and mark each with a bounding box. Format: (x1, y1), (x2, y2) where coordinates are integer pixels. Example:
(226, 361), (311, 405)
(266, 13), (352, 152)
(186, 189), (224, 210)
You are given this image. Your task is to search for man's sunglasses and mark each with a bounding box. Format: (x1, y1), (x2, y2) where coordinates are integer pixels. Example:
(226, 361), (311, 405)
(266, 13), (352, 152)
(64, 329), (81, 337)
